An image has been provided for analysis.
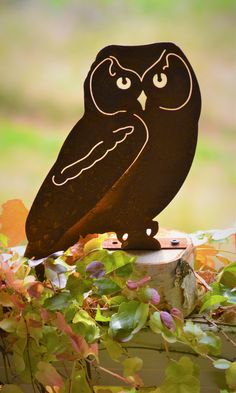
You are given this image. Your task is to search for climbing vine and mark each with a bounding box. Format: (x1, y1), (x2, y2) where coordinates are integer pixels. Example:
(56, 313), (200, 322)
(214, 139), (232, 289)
(0, 200), (235, 392)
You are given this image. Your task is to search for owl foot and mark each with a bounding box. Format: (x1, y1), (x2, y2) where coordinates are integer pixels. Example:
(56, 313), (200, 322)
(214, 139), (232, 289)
(117, 222), (161, 250)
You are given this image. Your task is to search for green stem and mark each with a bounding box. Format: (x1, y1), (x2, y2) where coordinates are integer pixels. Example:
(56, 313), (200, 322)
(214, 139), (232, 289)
(1, 351), (9, 383)
(186, 317), (236, 328)
(203, 316), (236, 347)
(163, 338), (170, 360)
(68, 361), (76, 393)
(23, 317), (37, 393)
(0, 335), (10, 383)
(96, 364), (136, 387)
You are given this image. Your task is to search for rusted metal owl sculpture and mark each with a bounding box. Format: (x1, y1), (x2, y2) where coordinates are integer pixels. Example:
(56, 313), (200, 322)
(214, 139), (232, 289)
(25, 42), (201, 259)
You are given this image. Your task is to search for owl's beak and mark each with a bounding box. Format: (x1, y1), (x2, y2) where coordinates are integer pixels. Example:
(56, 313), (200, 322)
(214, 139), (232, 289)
(137, 90), (147, 111)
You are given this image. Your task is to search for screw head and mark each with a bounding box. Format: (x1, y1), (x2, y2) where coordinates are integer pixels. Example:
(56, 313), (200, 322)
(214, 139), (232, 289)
(171, 239), (180, 246)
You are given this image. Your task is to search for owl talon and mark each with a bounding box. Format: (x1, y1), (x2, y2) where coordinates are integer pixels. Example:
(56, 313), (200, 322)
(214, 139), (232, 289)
(118, 229), (161, 250)
(147, 220), (159, 237)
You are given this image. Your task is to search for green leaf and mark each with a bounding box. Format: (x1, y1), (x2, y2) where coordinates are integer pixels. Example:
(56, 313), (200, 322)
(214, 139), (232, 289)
(78, 249), (108, 271)
(149, 312), (163, 333)
(150, 312), (177, 343)
(62, 368), (92, 393)
(84, 235), (106, 255)
(123, 356), (143, 377)
(18, 339), (41, 383)
(0, 233), (8, 247)
(42, 326), (67, 355)
(183, 321), (204, 339)
(95, 305), (111, 322)
(110, 295), (127, 305)
(221, 288), (236, 304)
(72, 309), (93, 324)
(13, 337), (27, 373)
(13, 351), (25, 374)
(94, 277), (121, 295)
(220, 271), (236, 289)
(200, 295), (228, 312)
(101, 335), (123, 361)
(72, 309), (100, 343)
(218, 262), (236, 289)
(1, 385), (24, 393)
(44, 258), (69, 288)
(0, 317), (17, 332)
(104, 251), (136, 274)
(159, 356), (200, 393)
(115, 262), (134, 277)
(161, 328), (177, 344)
(201, 282), (236, 306)
(225, 361), (236, 390)
(82, 249), (136, 275)
(213, 359), (231, 369)
(66, 273), (92, 304)
(44, 291), (71, 311)
(198, 331), (221, 356)
(108, 301), (149, 341)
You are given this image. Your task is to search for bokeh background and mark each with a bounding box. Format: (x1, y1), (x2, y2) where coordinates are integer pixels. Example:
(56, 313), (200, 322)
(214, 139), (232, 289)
(0, 0), (235, 232)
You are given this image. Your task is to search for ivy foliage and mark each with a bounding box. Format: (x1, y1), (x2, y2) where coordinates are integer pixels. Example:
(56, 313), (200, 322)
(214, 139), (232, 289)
(0, 203), (235, 392)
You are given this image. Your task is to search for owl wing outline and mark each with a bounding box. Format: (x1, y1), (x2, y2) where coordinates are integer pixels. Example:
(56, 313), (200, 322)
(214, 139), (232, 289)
(25, 112), (149, 258)
(52, 125), (134, 186)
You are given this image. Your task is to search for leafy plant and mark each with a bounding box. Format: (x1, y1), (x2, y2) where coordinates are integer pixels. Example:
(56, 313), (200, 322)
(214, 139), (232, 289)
(0, 201), (235, 392)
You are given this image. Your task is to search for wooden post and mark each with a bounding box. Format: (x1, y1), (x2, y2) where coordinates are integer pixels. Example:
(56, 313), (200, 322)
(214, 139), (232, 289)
(103, 235), (197, 317)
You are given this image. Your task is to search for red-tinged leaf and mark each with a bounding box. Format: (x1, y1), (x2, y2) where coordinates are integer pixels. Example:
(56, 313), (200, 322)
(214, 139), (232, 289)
(28, 319), (42, 328)
(27, 282), (44, 298)
(220, 306), (236, 324)
(54, 312), (97, 359)
(0, 199), (28, 246)
(35, 361), (64, 388)
(64, 234), (99, 265)
(56, 352), (78, 362)
(41, 308), (51, 322)
(69, 333), (98, 359)
(10, 294), (25, 310)
(55, 312), (72, 335)
(90, 342), (99, 358)
(0, 291), (15, 306)
(217, 255), (231, 266)
(0, 292), (24, 310)
(126, 276), (151, 290)
(196, 270), (216, 285)
(69, 332), (90, 355)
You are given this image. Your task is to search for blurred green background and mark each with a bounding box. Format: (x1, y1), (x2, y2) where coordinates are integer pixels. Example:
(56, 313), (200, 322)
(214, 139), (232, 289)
(0, 0), (235, 232)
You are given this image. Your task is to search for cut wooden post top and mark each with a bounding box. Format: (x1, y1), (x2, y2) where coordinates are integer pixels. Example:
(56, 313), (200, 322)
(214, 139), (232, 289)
(104, 234), (197, 316)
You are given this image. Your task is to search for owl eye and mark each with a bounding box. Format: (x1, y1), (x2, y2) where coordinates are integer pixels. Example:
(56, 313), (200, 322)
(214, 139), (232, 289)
(153, 73), (167, 88)
(116, 77), (131, 90)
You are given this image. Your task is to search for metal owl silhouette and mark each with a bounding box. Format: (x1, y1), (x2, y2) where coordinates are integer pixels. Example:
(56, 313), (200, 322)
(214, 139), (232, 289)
(25, 42), (201, 259)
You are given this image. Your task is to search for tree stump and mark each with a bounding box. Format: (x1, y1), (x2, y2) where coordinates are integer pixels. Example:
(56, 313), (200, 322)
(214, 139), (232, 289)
(103, 235), (197, 316)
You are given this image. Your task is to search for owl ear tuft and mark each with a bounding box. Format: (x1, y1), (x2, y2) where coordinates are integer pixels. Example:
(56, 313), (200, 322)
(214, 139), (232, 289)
(108, 57), (117, 77)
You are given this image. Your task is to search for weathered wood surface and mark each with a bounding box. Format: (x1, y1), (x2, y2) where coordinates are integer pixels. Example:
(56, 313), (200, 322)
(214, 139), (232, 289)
(104, 235), (197, 316)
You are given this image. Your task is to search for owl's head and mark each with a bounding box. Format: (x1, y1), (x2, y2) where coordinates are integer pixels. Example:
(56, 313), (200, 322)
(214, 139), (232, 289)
(84, 43), (201, 118)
